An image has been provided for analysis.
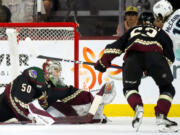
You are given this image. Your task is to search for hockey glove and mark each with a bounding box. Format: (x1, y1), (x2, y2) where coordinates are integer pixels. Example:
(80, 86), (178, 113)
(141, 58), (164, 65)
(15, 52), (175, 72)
(94, 60), (107, 73)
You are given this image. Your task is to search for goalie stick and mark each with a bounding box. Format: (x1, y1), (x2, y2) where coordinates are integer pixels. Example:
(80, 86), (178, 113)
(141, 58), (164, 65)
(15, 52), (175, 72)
(37, 55), (122, 69)
(0, 116), (100, 125)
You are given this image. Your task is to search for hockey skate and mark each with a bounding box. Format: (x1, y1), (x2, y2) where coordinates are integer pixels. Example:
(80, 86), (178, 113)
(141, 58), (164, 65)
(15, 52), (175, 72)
(156, 114), (178, 132)
(132, 105), (144, 132)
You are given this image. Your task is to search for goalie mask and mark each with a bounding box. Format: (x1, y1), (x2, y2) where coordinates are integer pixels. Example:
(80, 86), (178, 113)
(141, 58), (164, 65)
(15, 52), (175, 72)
(43, 60), (63, 86)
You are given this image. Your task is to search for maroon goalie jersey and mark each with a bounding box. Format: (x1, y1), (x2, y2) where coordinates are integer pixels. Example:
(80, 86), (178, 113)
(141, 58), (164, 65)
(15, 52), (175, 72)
(4, 67), (79, 121)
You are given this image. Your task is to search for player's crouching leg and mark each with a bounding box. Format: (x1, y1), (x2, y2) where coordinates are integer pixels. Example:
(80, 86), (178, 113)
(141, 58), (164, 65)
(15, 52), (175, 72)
(47, 82), (116, 124)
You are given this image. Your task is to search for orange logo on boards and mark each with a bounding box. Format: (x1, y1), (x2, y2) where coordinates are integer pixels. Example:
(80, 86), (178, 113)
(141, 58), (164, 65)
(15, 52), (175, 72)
(78, 47), (122, 90)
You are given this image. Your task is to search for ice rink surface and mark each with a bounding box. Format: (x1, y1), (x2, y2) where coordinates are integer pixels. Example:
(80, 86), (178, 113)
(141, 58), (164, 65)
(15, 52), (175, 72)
(0, 117), (179, 135)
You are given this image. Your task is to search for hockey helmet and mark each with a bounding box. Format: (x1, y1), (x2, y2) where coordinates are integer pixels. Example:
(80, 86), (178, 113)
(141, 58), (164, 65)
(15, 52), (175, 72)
(153, 0), (173, 20)
(139, 12), (155, 24)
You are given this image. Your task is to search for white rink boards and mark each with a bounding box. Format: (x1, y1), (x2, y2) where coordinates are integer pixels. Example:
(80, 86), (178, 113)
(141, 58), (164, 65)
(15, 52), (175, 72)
(0, 37), (180, 116)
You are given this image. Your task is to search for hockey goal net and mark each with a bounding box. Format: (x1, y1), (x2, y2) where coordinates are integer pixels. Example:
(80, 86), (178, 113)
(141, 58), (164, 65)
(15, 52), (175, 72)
(0, 22), (79, 92)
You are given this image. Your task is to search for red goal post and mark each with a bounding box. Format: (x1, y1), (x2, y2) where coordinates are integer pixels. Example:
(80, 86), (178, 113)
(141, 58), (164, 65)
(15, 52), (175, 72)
(0, 22), (80, 89)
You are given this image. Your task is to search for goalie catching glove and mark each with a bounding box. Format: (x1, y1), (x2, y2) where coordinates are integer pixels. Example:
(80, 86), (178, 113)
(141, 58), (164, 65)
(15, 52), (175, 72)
(102, 81), (116, 105)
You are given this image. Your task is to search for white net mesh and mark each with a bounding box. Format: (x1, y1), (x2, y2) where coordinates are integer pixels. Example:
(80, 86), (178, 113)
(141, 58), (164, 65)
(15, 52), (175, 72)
(0, 23), (79, 92)
(0, 27), (74, 40)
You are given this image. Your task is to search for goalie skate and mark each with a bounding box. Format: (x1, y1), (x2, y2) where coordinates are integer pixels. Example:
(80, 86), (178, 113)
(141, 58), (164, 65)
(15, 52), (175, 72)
(132, 105), (144, 132)
(156, 114), (178, 132)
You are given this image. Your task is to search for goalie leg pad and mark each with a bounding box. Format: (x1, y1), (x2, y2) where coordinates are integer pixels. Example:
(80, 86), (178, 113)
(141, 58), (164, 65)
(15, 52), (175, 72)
(93, 104), (105, 120)
(88, 95), (103, 115)
(51, 102), (78, 116)
(89, 81), (116, 119)
(102, 81), (116, 105)
(47, 106), (66, 118)
(72, 103), (91, 116)
(28, 99), (55, 125)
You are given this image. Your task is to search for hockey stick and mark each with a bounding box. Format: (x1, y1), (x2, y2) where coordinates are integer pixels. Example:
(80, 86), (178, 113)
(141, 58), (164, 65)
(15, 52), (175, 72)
(37, 55), (122, 69)
(107, 74), (123, 80)
(107, 72), (147, 80)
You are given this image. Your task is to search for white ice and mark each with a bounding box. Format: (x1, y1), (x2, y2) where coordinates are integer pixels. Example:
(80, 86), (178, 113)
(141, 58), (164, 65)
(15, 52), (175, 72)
(0, 117), (179, 135)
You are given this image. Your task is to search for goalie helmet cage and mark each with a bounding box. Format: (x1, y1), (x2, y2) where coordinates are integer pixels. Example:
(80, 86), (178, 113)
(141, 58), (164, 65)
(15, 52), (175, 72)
(0, 22), (79, 88)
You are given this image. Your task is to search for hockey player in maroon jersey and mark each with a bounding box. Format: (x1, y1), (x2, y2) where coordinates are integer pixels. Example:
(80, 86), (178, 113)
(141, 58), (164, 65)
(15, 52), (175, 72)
(0, 60), (116, 125)
(94, 11), (178, 132)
